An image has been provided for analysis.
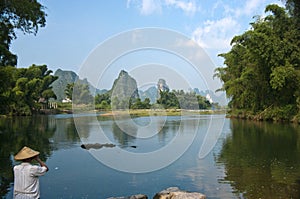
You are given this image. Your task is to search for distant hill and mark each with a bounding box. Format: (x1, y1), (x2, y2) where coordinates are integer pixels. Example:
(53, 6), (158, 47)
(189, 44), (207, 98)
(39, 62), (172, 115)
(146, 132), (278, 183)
(51, 69), (106, 102)
(139, 86), (158, 104)
(110, 70), (139, 100)
(139, 85), (228, 106)
(51, 69), (77, 101)
(51, 69), (227, 105)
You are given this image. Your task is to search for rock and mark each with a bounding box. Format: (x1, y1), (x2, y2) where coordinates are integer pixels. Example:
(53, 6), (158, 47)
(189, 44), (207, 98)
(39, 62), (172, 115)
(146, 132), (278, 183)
(80, 143), (116, 150)
(106, 187), (205, 199)
(153, 187), (206, 199)
(111, 70), (139, 104)
(107, 194), (148, 199)
(157, 79), (169, 92)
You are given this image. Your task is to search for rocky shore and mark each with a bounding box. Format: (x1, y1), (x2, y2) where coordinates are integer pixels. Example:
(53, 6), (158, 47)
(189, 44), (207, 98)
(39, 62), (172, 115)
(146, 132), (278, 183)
(107, 187), (206, 199)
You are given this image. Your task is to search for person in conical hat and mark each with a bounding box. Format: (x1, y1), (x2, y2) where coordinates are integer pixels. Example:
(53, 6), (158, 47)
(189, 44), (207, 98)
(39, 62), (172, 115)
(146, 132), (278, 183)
(13, 146), (49, 199)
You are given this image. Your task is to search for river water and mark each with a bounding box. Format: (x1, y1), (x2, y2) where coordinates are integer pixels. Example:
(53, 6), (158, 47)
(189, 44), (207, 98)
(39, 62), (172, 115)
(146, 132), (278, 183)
(0, 114), (300, 198)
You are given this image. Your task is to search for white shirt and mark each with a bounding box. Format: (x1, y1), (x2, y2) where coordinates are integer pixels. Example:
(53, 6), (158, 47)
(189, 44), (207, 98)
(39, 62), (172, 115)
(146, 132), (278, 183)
(13, 162), (47, 199)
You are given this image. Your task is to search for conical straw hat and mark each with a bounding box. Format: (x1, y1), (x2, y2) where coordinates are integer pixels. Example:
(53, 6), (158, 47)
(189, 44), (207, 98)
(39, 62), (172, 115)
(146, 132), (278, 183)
(14, 146), (40, 161)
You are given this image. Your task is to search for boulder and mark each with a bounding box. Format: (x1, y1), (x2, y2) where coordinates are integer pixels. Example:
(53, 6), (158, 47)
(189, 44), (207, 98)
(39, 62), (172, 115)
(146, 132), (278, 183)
(107, 194), (148, 199)
(80, 143), (116, 150)
(153, 187), (206, 199)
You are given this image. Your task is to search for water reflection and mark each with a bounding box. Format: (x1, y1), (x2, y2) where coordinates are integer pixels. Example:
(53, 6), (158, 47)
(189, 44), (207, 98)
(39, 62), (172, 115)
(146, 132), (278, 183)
(2, 115), (300, 198)
(50, 116), (80, 149)
(111, 119), (137, 147)
(97, 116), (181, 152)
(172, 117), (235, 198)
(218, 119), (300, 198)
(0, 116), (56, 197)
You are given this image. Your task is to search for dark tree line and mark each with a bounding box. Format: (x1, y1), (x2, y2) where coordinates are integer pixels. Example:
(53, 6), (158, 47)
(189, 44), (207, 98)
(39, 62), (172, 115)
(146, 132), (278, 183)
(215, 2), (300, 121)
(95, 89), (213, 110)
(157, 90), (212, 109)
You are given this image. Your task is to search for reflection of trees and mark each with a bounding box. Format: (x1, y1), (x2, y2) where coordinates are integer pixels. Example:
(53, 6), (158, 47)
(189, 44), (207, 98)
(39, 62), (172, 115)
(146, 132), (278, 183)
(111, 119), (137, 147)
(157, 116), (200, 143)
(73, 116), (93, 139)
(0, 116), (56, 198)
(157, 118), (178, 143)
(50, 117), (80, 149)
(218, 119), (300, 198)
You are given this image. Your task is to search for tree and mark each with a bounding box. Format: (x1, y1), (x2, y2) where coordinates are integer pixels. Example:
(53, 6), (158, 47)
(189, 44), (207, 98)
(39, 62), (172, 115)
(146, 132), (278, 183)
(72, 82), (93, 104)
(0, 64), (57, 115)
(143, 98), (151, 109)
(157, 90), (179, 109)
(0, 0), (46, 66)
(95, 92), (110, 105)
(156, 90), (211, 110)
(215, 4), (300, 121)
(65, 83), (74, 100)
(283, 0), (300, 26)
(95, 92), (111, 109)
(0, 66), (16, 113)
(130, 98), (151, 109)
(197, 95), (211, 109)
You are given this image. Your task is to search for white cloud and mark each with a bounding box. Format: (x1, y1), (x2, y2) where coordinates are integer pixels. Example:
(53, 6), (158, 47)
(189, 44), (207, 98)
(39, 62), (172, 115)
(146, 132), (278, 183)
(165, 0), (197, 16)
(211, 0), (235, 17)
(127, 0), (162, 15)
(191, 0), (276, 52)
(127, 0), (197, 16)
(234, 0), (267, 17)
(192, 17), (239, 50)
(141, 0), (162, 15)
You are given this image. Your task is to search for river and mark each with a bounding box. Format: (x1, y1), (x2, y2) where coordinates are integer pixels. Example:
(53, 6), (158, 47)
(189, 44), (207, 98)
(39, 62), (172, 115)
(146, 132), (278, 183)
(0, 114), (300, 198)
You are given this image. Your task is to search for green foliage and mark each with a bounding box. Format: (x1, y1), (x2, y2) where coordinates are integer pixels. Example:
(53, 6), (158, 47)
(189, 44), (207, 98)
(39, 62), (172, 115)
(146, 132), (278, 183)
(0, 64), (57, 115)
(283, 0), (300, 27)
(215, 4), (300, 121)
(72, 82), (93, 104)
(197, 95), (212, 109)
(270, 64), (295, 90)
(0, 0), (46, 66)
(95, 89), (212, 111)
(157, 90), (212, 110)
(130, 98), (151, 109)
(95, 92), (111, 110)
(64, 83), (74, 100)
(259, 104), (297, 121)
(157, 90), (179, 109)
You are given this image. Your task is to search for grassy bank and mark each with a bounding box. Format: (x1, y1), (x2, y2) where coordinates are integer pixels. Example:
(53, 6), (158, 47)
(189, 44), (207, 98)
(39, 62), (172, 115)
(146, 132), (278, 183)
(100, 109), (227, 117)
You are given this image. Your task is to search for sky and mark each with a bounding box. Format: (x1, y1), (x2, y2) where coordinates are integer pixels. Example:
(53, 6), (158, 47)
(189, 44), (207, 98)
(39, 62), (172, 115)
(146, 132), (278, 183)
(11, 0), (284, 91)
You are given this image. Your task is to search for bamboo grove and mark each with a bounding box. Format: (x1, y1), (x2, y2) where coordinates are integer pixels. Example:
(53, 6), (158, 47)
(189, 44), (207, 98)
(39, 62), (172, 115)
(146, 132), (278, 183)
(215, 2), (300, 122)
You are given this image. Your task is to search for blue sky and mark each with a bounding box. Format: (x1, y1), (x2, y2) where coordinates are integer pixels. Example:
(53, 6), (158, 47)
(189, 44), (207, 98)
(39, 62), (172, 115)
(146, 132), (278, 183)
(11, 0), (283, 90)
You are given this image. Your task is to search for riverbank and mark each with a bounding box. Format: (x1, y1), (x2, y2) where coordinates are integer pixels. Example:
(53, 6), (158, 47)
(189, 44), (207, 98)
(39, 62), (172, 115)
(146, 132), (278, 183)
(99, 109), (227, 117)
(0, 108), (226, 118)
(35, 107), (227, 117)
(227, 109), (300, 124)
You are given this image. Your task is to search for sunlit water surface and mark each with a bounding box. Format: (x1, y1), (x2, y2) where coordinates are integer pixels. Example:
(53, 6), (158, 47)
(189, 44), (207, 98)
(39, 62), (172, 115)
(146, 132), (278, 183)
(1, 114), (300, 198)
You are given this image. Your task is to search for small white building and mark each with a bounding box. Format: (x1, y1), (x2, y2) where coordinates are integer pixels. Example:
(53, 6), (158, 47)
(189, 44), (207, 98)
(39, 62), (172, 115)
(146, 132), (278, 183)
(206, 94), (213, 104)
(62, 98), (72, 103)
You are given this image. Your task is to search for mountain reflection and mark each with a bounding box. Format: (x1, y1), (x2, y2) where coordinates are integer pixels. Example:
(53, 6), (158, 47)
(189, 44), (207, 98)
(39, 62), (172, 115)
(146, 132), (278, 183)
(217, 119), (300, 199)
(110, 116), (181, 151)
